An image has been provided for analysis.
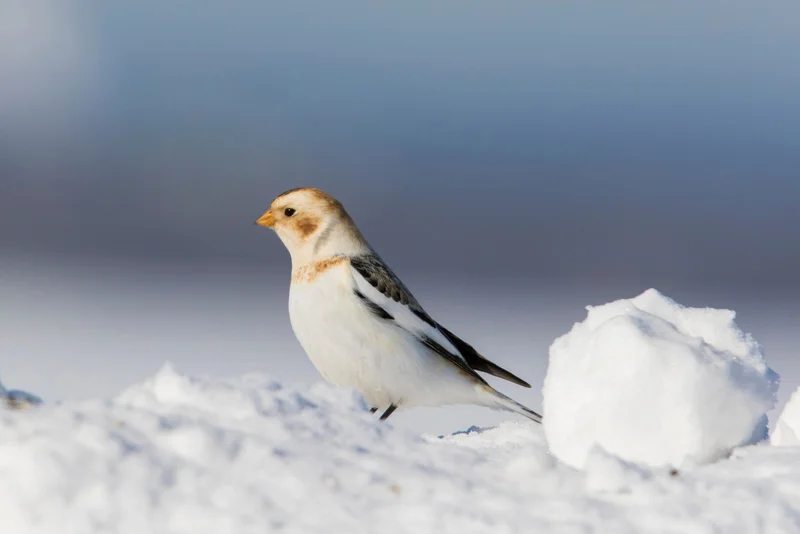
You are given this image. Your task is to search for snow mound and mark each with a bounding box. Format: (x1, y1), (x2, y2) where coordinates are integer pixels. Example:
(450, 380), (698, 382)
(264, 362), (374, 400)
(3, 364), (800, 533)
(543, 288), (779, 469)
(0, 364), (391, 533)
(772, 387), (800, 446)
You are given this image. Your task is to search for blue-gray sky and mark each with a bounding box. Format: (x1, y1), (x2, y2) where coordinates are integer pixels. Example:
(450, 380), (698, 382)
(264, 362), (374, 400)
(1, 1), (799, 290)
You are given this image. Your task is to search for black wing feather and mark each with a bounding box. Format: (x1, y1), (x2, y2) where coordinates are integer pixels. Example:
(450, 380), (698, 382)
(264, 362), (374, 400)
(354, 289), (394, 320)
(435, 323), (532, 388)
(418, 335), (489, 386)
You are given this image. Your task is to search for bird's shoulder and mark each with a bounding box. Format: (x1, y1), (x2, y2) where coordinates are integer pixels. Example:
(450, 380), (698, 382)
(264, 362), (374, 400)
(347, 252), (436, 327)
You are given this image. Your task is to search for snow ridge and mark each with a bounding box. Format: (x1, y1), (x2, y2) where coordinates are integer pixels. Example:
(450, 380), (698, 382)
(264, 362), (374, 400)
(2, 364), (800, 533)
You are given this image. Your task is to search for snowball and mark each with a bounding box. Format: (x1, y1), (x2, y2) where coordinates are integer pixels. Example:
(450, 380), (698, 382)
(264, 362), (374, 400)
(543, 288), (779, 469)
(772, 387), (800, 446)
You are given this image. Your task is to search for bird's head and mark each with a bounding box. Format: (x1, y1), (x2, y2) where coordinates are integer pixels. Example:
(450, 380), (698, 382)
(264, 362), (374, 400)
(255, 187), (367, 264)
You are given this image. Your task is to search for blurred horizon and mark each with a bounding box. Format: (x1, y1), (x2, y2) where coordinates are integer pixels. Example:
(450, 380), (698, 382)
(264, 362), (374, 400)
(3, 253), (800, 435)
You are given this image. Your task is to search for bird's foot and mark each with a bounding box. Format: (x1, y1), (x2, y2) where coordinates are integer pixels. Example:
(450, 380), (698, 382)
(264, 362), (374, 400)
(379, 404), (397, 421)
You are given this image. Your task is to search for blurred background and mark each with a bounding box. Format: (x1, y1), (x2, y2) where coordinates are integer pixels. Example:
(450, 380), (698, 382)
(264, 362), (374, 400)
(1, 1), (798, 433)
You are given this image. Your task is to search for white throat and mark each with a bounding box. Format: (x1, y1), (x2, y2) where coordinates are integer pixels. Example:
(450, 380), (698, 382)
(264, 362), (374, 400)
(280, 219), (369, 269)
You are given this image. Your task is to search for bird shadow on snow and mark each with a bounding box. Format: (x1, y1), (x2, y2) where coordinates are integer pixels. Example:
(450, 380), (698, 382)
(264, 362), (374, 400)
(0, 377), (43, 411)
(438, 425), (492, 439)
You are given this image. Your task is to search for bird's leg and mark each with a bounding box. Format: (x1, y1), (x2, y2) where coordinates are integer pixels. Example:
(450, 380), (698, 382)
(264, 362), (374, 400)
(379, 404), (398, 421)
(369, 407), (379, 414)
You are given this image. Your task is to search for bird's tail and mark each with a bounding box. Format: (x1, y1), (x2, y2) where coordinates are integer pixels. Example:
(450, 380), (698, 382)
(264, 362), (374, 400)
(484, 387), (542, 423)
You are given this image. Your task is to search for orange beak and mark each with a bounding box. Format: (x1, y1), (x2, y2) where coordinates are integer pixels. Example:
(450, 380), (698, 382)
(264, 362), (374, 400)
(254, 209), (275, 228)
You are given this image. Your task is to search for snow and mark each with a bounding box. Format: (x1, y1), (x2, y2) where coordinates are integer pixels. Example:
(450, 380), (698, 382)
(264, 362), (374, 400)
(772, 387), (800, 446)
(3, 364), (800, 533)
(543, 288), (779, 469)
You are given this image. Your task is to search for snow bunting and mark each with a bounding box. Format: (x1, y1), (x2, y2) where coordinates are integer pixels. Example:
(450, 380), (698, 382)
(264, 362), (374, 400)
(255, 187), (541, 422)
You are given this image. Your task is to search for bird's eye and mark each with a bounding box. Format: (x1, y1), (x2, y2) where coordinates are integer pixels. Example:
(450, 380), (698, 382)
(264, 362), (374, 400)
(284, 208), (296, 217)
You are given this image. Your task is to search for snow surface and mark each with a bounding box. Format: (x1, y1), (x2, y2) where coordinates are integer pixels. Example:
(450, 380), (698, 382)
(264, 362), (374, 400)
(3, 365), (800, 533)
(543, 289), (779, 469)
(773, 387), (800, 446)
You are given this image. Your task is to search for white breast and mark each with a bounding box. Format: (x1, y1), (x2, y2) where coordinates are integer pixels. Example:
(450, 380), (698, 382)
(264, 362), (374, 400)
(289, 264), (388, 399)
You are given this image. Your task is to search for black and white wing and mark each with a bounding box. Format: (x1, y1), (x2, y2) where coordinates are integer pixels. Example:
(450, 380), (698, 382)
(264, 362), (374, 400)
(348, 253), (530, 388)
(434, 324), (531, 388)
(349, 254), (436, 327)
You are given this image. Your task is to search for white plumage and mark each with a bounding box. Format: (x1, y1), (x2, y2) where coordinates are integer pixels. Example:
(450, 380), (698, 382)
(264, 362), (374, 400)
(290, 262), (483, 409)
(256, 187), (541, 422)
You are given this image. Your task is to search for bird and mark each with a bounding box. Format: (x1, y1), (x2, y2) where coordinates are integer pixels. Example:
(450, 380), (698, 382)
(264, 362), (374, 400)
(255, 187), (541, 423)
